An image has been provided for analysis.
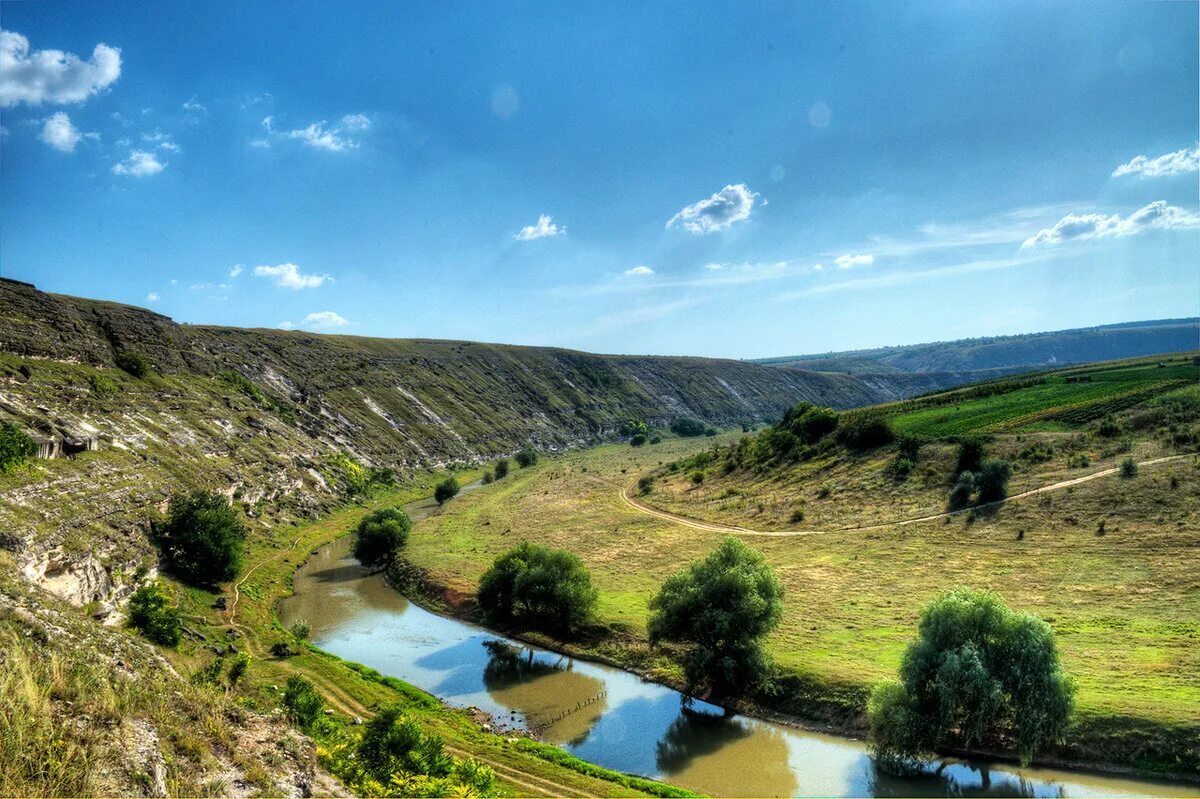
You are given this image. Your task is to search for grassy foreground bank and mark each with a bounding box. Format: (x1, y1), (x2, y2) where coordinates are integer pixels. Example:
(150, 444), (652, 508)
(168, 465), (697, 798)
(400, 436), (1200, 779)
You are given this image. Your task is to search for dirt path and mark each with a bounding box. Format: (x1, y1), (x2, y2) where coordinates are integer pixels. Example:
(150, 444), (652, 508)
(619, 454), (1191, 538)
(227, 536), (300, 623)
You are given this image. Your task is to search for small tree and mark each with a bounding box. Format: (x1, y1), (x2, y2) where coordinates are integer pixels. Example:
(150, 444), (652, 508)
(359, 705), (453, 779)
(648, 537), (784, 697)
(434, 477), (460, 505)
(283, 675), (325, 733)
(637, 476), (654, 495)
(670, 418), (707, 437)
(127, 581), (182, 647)
(869, 588), (1074, 770)
(1120, 457), (1138, 478)
(0, 421), (36, 473)
(515, 447), (538, 468)
(352, 506), (412, 567)
(836, 414), (894, 451)
(630, 433), (647, 447)
(161, 492), (246, 586)
(114, 350), (151, 378)
(289, 619), (311, 641)
(494, 459), (510, 479)
(976, 459), (1012, 503)
(948, 471), (977, 510)
(955, 437), (987, 476)
(477, 542), (598, 635)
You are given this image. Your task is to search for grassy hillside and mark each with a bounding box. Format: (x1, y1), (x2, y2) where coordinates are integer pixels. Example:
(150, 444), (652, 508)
(404, 355), (1200, 776)
(758, 317), (1199, 373)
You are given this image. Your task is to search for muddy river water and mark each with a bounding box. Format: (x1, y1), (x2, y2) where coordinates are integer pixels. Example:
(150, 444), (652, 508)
(279, 490), (1198, 798)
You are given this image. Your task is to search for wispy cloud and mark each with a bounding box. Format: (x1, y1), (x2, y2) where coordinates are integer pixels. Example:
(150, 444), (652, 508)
(253, 262), (331, 289)
(228, 264), (243, 278)
(303, 310), (349, 328)
(514, 214), (565, 241)
(39, 111), (95, 152)
(624, 265), (654, 276)
(145, 292), (159, 303)
(1022, 201), (1200, 248)
(666, 184), (760, 234)
(783, 253), (1051, 300)
(834, 253), (874, 269)
(0, 29), (121, 107)
(112, 149), (166, 177)
(259, 113), (370, 152)
(1112, 145), (1199, 178)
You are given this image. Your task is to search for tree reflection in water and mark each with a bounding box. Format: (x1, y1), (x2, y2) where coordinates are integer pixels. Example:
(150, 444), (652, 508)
(481, 640), (608, 746)
(869, 758), (1068, 798)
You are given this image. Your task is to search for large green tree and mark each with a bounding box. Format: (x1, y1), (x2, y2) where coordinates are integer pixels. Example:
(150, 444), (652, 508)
(648, 537), (784, 697)
(868, 588), (1074, 771)
(160, 491), (247, 585)
(476, 542), (598, 636)
(352, 507), (412, 568)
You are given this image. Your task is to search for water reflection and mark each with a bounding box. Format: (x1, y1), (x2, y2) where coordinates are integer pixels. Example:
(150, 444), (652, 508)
(869, 760), (1068, 798)
(656, 708), (799, 798)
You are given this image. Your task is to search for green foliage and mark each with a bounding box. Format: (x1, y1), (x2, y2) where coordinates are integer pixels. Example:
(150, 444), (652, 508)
(126, 581), (182, 647)
(888, 456), (915, 481)
(493, 459), (509, 479)
(868, 588), (1074, 769)
(704, 428), (718, 437)
(226, 652), (250, 688)
(690, 470), (704, 485)
(976, 459), (1012, 503)
(283, 676), (325, 733)
(649, 434), (662, 445)
(896, 434), (924, 462)
(630, 433), (647, 447)
(160, 491), (247, 586)
(648, 537), (784, 697)
(434, 477), (460, 505)
(114, 350), (150, 378)
(948, 471), (977, 510)
(88, 372), (118, 399)
(359, 705), (454, 780)
(1067, 453), (1091, 469)
(622, 419), (650, 439)
(955, 437), (987, 475)
(353, 507), (412, 567)
(670, 418), (708, 437)
(289, 619), (311, 641)
(637, 476), (654, 495)
(515, 447), (539, 468)
(481, 470), (494, 484)
(219, 369), (266, 404)
(0, 421), (36, 473)
(1120, 457), (1138, 478)
(836, 413), (895, 451)
(1097, 416), (1122, 438)
(477, 542), (598, 635)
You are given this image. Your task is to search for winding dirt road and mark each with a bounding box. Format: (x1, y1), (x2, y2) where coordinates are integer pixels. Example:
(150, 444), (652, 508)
(619, 454), (1191, 538)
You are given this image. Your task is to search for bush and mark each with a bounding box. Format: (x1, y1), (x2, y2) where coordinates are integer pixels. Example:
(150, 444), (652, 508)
(630, 433), (647, 447)
(127, 581), (182, 647)
(648, 537), (784, 697)
(477, 542), (598, 635)
(955, 437), (987, 475)
(283, 676), (324, 733)
(515, 447), (538, 468)
(1097, 416), (1122, 438)
(1067, 453), (1091, 469)
(89, 372), (118, 398)
(494, 459), (509, 479)
(359, 705), (453, 780)
(353, 507), (411, 568)
(160, 491), (247, 585)
(690, 470), (704, 485)
(889, 457), (915, 481)
(227, 652), (250, 688)
(622, 419), (650, 439)
(1120, 457), (1138, 478)
(434, 477), (459, 505)
(637, 476), (653, 495)
(704, 428), (718, 437)
(289, 620), (311, 641)
(896, 434), (924, 462)
(0, 421), (36, 473)
(114, 350), (150, 378)
(649, 435), (662, 445)
(836, 414), (894, 451)
(948, 471), (977, 510)
(481, 470), (494, 484)
(868, 588), (1074, 769)
(789, 508), (805, 524)
(670, 418), (707, 438)
(976, 459), (1012, 503)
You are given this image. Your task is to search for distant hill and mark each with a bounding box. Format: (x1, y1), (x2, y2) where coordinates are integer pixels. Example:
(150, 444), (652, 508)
(756, 318), (1200, 375)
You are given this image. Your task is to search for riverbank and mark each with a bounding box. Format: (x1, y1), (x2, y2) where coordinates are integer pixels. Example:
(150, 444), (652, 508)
(396, 437), (1200, 784)
(169, 465), (699, 799)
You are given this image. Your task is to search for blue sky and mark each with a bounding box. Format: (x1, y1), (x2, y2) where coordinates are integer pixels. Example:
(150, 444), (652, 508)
(1, 1), (1197, 359)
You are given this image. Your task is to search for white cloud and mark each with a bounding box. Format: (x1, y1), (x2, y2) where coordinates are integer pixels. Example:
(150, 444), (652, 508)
(666, 184), (760, 234)
(261, 114), (369, 152)
(303, 310), (349, 328)
(111, 149), (166, 177)
(0, 30), (121, 107)
(253, 263), (330, 289)
(228, 264), (243, 278)
(277, 321), (295, 330)
(1021, 201), (1200, 248)
(812, 263), (824, 271)
(703, 263), (725, 271)
(514, 214), (565, 241)
(1112, 146), (1199, 178)
(39, 111), (84, 152)
(624, 266), (654, 276)
(182, 96), (207, 115)
(142, 130), (180, 152)
(834, 253), (875, 269)
(145, 292), (159, 303)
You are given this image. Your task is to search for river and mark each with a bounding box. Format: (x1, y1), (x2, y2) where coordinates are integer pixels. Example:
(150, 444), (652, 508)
(278, 490), (1198, 798)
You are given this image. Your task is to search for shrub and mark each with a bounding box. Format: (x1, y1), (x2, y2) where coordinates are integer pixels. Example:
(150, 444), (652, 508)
(836, 414), (894, 451)
(515, 447), (538, 468)
(160, 491), (247, 585)
(476, 542), (598, 635)
(227, 652), (250, 688)
(896, 434), (924, 462)
(127, 581), (182, 647)
(690, 470), (704, 485)
(1120, 457), (1138, 478)
(89, 372), (118, 398)
(948, 471), (977, 510)
(637, 476), (654, 495)
(1097, 416), (1122, 438)
(434, 477), (460, 505)
(649, 435), (662, 445)
(114, 350), (150, 378)
(622, 419), (650, 439)
(481, 470), (494, 484)
(648, 537), (784, 697)
(955, 437), (987, 476)
(789, 508), (805, 524)
(493, 459), (510, 479)
(889, 457), (915, 481)
(704, 428), (718, 437)
(359, 705), (453, 780)
(1068, 453), (1090, 469)
(283, 676), (324, 733)
(0, 421), (36, 473)
(353, 507), (411, 568)
(670, 418), (707, 437)
(289, 620), (311, 641)
(868, 588), (1074, 769)
(976, 459), (1012, 503)
(630, 433), (647, 447)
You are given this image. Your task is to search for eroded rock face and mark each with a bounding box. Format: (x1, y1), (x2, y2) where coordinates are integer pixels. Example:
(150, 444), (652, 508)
(19, 547), (153, 613)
